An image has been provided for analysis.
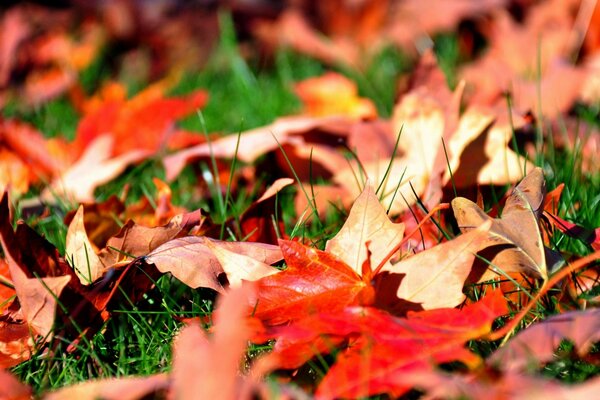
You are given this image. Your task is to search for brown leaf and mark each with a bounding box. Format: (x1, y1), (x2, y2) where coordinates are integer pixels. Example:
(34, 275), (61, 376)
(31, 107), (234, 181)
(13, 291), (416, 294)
(97, 210), (203, 268)
(0, 321), (33, 368)
(0, 243), (70, 338)
(326, 185), (405, 276)
(452, 167), (554, 281)
(144, 237), (282, 291)
(163, 115), (350, 181)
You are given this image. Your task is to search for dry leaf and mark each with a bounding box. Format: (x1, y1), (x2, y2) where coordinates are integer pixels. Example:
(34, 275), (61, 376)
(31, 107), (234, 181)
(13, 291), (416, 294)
(65, 205), (104, 285)
(204, 240), (279, 288)
(144, 237), (282, 291)
(326, 185), (405, 275)
(378, 220), (492, 310)
(452, 167), (554, 281)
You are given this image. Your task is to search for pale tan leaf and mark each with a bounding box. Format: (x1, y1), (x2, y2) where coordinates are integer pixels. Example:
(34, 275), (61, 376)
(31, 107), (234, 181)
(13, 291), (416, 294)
(65, 205), (103, 285)
(380, 221), (491, 309)
(452, 167), (550, 280)
(326, 185), (404, 276)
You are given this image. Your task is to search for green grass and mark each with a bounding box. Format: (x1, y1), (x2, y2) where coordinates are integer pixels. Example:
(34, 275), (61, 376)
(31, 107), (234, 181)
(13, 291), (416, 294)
(3, 19), (600, 395)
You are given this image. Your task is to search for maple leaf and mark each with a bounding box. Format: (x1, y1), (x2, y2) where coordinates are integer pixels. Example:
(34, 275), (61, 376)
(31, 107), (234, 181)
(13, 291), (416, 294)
(489, 307), (600, 372)
(43, 375), (169, 400)
(452, 167), (561, 281)
(259, 290), (507, 398)
(252, 185), (491, 324)
(163, 115), (350, 181)
(393, 369), (600, 399)
(170, 285), (257, 400)
(325, 185), (405, 275)
(333, 52), (532, 215)
(73, 81), (208, 157)
(43, 135), (151, 203)
(251, 239), (374, 326)
(460, 5), (586, 116)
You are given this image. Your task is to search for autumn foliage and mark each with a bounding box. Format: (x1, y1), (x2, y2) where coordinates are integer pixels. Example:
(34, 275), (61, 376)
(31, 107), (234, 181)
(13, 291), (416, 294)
(1, 1), (600, 399)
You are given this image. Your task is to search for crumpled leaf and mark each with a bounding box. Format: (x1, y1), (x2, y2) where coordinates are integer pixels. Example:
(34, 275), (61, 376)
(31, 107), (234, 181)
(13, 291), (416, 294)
(97, 210), (203, 268)
(452, 167), (557, 281)
(489, 307), (600, 372)
(325, 185), (405, 275)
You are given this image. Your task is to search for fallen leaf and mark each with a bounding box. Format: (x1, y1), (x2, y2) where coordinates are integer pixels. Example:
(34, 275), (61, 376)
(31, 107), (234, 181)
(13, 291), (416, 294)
(73, 83), (208, 156)
(144, 237), (282, 292)
(378, 220), (491, 310)
(325, 185), (405, 275)
(251, 239), (373, 325)
(163, 115), (350, 181)
(490, 307), (600, 372)
(44, 374), (169, 400)
(452, 167), (554, 281)
(259, 290), (507, 398)
(65, 205), (104, 285)
(43, 135), (150, 203)
(294, 72), (377, 119)
(0, 232), (70, 339)
(170, 285), (255, 400)
(544, 212), (600, 251)
(0, 321), (33, 368)
(239, 178), (294, 244)
(204, 240), (279, 288)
